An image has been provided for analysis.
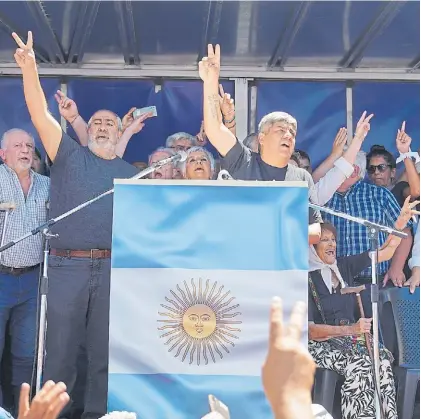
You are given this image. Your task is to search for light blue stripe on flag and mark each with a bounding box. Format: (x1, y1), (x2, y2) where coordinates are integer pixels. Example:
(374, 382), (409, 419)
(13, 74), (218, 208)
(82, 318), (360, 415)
(109, 180), (309, 419)
(112, 180), (308, 271)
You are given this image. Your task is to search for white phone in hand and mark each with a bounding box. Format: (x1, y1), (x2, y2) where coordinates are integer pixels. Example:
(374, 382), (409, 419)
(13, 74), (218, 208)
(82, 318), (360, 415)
(133, 106), (157, 119)
(208, 394), (230, 419)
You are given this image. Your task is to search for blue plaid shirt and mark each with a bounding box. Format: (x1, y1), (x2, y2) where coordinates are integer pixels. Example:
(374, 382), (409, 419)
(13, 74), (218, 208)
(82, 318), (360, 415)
(324, 181), (409, 277)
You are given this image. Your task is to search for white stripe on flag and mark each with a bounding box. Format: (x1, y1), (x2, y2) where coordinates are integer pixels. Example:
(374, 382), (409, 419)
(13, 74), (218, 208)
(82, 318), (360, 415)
(109, 268), (307, 376)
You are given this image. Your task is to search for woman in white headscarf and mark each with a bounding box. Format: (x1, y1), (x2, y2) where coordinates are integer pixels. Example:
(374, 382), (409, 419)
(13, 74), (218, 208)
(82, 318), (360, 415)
(308, 196), (418, 419)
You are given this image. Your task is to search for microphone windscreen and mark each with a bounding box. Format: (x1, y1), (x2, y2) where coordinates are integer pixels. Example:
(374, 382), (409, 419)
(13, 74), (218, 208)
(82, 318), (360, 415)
(177, 150), (187, 162)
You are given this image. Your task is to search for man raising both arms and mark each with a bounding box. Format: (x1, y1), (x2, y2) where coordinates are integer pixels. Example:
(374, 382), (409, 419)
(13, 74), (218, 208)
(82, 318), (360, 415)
(199, 45), (322, 243)
(12, 31), (143, 419)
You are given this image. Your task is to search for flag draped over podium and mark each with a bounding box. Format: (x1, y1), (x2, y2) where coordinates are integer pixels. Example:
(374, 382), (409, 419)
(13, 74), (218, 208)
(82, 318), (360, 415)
(109, 180), (309, 419)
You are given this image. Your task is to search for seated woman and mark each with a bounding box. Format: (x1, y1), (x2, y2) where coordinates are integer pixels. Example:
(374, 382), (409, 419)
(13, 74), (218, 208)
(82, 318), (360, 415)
(308, 197), (418, 419)
(182, 146), (215, 180)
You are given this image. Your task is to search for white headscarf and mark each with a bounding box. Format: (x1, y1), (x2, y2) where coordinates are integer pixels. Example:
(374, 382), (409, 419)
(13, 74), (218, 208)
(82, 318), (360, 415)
(309, 245), (346, 294)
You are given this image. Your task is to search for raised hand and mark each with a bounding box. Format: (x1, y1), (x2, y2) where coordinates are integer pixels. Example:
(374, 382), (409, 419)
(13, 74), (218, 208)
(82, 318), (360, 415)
(395, 195), (420, 230)
(55, 90), (79, 123)
(331, 127), (347, 158)
(122, 107), (136, 132)
(18, 381), (69, 419)
(262, 297), (315, 419)
(123, 110), (153, 135)
(12, 31), (36, 70)
(196, 121), (208, 146)
(219, 84), (235, 122)
(354, 111), (374, 141)
(396, 121), (412, 154)
(199, 44), (221, 84)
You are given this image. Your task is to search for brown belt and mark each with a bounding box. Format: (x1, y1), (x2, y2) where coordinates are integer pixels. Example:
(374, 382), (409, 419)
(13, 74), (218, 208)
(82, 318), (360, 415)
(0, 264), (39, 276)
(50, 249), (111, 259)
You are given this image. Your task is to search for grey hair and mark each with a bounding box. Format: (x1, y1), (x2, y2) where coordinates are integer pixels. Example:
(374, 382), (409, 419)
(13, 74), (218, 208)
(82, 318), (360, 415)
(181, 146), (215, 175)
(87, 110), (123, 131)
(1, 128), (34, 149)
(345, 147), (366, 179)
(165, 132), (197, 148)
(148, 147), (176, 166)
(258, 112), (297, 133)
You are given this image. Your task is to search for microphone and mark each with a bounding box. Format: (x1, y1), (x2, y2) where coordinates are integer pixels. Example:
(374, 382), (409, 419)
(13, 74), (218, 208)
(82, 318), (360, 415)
(151, 150), (187, 169)
(217, 170), (234, 180)
(0, 202), (16, 211)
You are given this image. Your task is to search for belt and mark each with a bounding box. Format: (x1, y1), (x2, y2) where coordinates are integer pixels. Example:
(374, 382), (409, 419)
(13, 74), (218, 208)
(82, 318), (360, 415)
(50, 249), (111, 259)
(0, 264), (39, 276)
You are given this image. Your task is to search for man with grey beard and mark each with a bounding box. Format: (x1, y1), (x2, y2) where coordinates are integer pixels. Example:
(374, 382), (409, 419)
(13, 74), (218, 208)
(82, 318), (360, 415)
(12, 31), (141, 419)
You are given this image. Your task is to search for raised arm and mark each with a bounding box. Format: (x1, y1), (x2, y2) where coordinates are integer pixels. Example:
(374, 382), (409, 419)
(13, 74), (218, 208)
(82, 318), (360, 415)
(199, 45), (236, 156)
(12, 31), (62, 161)
(55, 90), (89, 146)
(219, 84), (237, 137)
(382, 195), (419, 287)
(312, 127), (347, 183)
(396, 122), (420, 198)
(312, 112), (374, 205)
(115, 109), (153, 158)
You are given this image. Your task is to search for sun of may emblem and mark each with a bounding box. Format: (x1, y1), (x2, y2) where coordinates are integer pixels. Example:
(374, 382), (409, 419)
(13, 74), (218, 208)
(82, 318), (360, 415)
(158, 278), (242, 365)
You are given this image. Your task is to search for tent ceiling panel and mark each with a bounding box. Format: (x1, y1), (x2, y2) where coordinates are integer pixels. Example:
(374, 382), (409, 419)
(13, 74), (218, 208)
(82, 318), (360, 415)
(0, 0), (418, 79)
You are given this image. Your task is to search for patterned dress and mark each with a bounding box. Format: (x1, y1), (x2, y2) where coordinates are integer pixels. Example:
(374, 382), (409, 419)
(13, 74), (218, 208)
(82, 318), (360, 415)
(308, 252), (397, 419)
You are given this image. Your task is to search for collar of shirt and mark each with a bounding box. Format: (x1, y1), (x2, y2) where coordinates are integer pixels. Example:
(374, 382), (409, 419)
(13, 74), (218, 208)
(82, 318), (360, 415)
(1, 163), (34, 187)
(336, 179), (363, 198)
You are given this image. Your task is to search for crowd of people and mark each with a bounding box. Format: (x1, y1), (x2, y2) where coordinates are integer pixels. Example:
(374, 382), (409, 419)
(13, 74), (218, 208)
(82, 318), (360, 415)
(0, 32), (419, 419)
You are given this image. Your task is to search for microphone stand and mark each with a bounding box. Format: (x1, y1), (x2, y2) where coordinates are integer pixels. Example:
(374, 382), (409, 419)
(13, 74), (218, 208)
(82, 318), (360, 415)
(310, 203), (406, 419)
(0, 152), (186, 393)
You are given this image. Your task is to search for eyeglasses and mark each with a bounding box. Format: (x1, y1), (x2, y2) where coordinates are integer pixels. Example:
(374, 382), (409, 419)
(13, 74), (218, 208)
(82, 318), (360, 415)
(367, 164), (392, 174)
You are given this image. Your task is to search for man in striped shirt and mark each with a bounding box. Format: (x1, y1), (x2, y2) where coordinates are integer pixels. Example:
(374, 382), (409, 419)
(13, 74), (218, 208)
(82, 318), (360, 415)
(0, 129), (50, 410)
(324, 150), (413, 288)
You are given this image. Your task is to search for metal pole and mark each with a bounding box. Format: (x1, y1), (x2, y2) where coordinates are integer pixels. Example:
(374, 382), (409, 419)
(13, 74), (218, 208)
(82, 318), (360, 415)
(346, 82), (353, 145)
(232, 78), (249, 142)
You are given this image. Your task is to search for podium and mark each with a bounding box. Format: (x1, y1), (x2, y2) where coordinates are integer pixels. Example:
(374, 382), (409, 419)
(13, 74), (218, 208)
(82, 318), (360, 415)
(108, 180), (309, 419)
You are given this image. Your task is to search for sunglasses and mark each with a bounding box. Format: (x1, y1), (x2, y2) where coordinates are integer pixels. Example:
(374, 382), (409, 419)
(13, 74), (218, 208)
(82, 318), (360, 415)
(367, 164), (392, 174)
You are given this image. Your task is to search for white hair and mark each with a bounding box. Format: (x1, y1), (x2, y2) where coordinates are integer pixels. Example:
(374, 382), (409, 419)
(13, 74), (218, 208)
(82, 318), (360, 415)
(1, 129), (34, 149)
(148, 147), (176, 165)
(258, 112), (297, 133)
(99, 412), (136, 419)
(181, 146), (215, 175)
(347, 148), (367, 179)
(87, 110), (123, 131)
(165, 132), (197, 148)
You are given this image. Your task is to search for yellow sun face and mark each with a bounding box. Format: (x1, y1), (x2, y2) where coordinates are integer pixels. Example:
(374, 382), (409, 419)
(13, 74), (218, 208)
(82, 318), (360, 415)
(158, 278), (242, 365)
(182, 304), (216, 338)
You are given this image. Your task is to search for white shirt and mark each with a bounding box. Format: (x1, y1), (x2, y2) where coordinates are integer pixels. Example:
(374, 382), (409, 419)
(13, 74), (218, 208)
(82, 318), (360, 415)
(0, 164), (50, 267)
(311, 157), (354, 205)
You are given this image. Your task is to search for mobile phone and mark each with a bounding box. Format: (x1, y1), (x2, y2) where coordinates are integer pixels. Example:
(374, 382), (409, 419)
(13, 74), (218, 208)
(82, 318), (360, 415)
(133, 106), (157, 118)
(208, 394), (230, 419)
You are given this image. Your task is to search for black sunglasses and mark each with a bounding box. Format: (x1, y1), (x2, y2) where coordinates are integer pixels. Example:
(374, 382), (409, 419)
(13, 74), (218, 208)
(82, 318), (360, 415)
(367, 164), (392, 174)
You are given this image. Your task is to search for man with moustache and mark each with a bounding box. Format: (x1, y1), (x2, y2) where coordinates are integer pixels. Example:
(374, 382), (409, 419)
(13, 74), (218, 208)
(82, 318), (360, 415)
(0, 129), (49, 410)
(12, 31), (144, 419)
(148, 147), (177, 179)
(200, 44), (322, 243)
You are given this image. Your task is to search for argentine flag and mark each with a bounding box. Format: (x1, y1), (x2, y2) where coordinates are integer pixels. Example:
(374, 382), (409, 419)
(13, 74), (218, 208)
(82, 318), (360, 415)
(109, 180), (308, 419)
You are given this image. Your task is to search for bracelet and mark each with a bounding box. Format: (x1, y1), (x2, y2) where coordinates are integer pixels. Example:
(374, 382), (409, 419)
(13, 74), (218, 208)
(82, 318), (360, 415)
(69, 114), (80, 125)
(225, 122), (236, 129)
(396, 148), (420, 164)
(223, 115), (235, 125)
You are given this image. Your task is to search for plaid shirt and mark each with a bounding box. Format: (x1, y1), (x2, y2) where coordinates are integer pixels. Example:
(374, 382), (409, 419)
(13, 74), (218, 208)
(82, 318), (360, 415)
(0, 164), (50, 267)
(324, 180), (409, 277)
